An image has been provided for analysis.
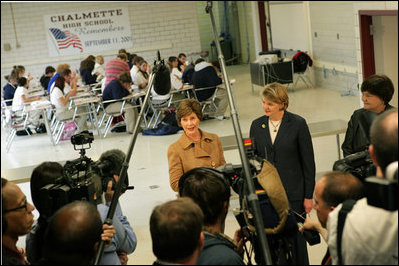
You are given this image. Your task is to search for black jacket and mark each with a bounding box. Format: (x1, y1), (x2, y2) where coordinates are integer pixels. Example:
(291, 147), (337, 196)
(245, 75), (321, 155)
(341, 104), (395, 157)
(250, 111), (315, 202)
(192, 62), (222, 102)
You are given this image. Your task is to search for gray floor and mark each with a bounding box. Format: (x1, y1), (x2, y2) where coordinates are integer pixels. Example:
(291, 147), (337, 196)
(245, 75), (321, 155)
(1, 64), (360, 264)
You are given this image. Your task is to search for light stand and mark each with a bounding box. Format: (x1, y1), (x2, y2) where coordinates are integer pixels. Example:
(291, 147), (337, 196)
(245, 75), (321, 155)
(205, 1), (273, 264)
(94, 57), (162, 265)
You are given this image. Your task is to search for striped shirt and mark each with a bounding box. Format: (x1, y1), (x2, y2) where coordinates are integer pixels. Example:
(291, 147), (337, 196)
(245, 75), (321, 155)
(104, 58), (130, 88)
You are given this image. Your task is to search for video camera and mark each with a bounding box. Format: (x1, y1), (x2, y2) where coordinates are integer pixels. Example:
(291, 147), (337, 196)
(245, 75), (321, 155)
(333, 149), (376, 181)
(39, 131), (131, 218)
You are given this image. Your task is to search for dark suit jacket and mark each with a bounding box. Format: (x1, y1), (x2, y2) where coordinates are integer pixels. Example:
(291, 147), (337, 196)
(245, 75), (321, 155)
(250, 111), (315, 202)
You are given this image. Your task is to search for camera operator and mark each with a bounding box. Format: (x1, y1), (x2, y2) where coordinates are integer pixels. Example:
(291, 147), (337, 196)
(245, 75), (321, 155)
(327, 109), (398, 265)
(26, 161), (137, 265)
(179, 167), (244, 265)
(341, 74), (395, 157)
(299, 171), (364, 265)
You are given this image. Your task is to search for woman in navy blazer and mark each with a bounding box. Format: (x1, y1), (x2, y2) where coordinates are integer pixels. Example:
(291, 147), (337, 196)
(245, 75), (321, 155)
(250, 83), (315, 264)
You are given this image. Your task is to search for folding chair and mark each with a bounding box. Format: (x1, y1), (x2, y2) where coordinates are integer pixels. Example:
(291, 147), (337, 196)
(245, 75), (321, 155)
(292, 51), (313, 88)
(98, 98), (128, 138)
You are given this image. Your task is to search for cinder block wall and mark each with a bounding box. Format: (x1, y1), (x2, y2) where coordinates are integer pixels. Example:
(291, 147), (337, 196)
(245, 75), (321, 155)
(1, 2), (201, 89)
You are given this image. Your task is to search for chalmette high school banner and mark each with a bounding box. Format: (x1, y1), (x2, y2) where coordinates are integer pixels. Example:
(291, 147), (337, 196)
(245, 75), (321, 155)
(44, 7), (132, 57)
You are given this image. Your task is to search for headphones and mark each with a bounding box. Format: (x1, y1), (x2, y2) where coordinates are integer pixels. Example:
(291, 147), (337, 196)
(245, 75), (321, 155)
(178, 167), (231, 201)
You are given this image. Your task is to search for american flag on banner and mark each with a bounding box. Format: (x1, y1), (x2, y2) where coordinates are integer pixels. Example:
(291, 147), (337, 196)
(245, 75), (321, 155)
(49, 28), (83, 52)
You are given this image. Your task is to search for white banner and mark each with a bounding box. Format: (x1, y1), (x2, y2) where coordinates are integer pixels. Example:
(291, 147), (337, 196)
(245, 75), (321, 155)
(44, 8), (132, 57)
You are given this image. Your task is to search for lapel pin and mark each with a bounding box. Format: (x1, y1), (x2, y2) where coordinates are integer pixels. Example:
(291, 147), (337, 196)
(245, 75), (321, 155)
(262, 124), (266, 128)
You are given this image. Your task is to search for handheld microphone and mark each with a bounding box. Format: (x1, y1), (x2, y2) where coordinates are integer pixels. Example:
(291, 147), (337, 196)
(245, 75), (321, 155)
(152, 51), (171, 96)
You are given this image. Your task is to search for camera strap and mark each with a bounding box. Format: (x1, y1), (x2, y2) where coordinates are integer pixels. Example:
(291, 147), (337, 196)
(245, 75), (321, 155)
(337, 199), (356, 265)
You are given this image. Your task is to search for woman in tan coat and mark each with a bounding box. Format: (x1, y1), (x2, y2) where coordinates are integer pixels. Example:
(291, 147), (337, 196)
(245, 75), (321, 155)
(167, 99), (226, 192)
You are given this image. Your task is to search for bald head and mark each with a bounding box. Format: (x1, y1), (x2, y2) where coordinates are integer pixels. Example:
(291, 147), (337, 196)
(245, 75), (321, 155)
(43, 201), (102, 265)
(370, 110), (398, 173)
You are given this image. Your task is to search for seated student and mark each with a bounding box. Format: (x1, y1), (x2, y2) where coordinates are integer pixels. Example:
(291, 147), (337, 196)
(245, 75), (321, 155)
(3, 70), (19, 106)
(130, 55), (143, 85)
(80, 55), (99, 85)
(40, 66), (56, 91)
(179, 167), (245, 265)
(104, 53), (131, 89)
(169, 56), (183, 80)
(177, 53), (188, 73)
(12, 77), (42, 128)
(192, 58), (228, 120)
(150, 197), (205, 265)
(133, 59), (150, 91)
(93, 55), (106, 82)
(102, 72), (138, 134)
(50, 75), (88, 133)
(47, 63), (70, 92)
(41, 201), (115, 265)
(182, 62), (195, 84)
(2, 177), (36, 265)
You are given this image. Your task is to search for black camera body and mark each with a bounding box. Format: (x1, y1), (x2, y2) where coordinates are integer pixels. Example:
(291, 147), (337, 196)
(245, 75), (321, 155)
(333, 149), (376, 181)
(39, 132), (129, 218)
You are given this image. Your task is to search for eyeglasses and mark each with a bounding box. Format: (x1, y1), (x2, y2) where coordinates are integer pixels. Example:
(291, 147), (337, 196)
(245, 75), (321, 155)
(3, 200), (28, 213)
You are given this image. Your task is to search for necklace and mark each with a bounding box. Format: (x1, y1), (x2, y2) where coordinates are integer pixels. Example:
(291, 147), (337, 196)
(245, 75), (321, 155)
(270, 120), (281, 132)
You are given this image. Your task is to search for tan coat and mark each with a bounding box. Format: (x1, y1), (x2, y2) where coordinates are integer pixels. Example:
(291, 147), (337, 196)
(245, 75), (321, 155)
(167, 128), (226, 192)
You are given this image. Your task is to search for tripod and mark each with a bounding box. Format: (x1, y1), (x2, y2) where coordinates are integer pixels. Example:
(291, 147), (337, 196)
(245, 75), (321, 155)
(94, 57), (166, 265)
(206, 1), (273, 264)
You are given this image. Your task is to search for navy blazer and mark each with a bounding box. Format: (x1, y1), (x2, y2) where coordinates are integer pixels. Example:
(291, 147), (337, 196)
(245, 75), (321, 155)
(250, 111), (315, 202)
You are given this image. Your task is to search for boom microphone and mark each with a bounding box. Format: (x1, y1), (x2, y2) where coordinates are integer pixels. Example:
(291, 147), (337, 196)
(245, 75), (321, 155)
(152, 51), (171, 95)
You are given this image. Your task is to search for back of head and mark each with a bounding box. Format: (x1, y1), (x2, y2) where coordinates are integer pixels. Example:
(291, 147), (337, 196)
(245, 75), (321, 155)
(150, 197), (204, 263)
(370, 109), (398, 173)
(133, 56), (143, 66)
(45, 66), (56, 75)
(17, 77), (28, 87)
(59, 68), (72, 78)
(30, 162), (63, 216)
(42, 201), (102, 265)
(117, 72), (132, 84)
(361, 74), (394, 105)
(117, 53), (127, 62)
(195, 58), (205, 65)
(179, 167), (230, 226)
(321, 171), (364, 207)
(56, 63), (70, 74)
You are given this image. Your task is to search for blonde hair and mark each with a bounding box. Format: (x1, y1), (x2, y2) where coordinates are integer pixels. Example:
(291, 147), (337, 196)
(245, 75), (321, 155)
(95, 55), (104, 64)
(56, 63), (70, 74)
(261, 83), (289, 110)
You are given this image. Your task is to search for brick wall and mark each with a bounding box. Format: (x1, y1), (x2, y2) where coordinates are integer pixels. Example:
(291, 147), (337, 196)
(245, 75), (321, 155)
(1, 2), (201, 90)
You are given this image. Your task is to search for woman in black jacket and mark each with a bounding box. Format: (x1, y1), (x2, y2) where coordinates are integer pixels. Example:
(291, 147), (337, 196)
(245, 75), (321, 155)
(342, 74), (395, 157)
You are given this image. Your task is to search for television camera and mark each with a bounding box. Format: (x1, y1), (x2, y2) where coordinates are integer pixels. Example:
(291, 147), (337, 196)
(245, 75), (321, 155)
(218, 138), (319, 264)
(39, 131), (132, 218)
(333, 149), (376, 181)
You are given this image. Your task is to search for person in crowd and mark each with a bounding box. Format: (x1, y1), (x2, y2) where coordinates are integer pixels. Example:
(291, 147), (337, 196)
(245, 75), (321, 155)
(130, 55), (143, 85)
(26, 160), (136, 265)
(182, 61), (195, 84)
(167, 99), (226, 192)
(104, 53), (130, 88)
(300, 171), (364, 265)
(127, 53), (136, 69)
(50, 75), (88, 133)
(210, 60), (222, 78)
(150, 197), (205, 265)
(102, 72), (137, 134)
(3, 69), (19, 106)
(327, 109), (398, 265)
(342, 74), (395, 157)
(2, 177), (35, 265)
(47, 63), (71, 92)
(177, 53), (187, 73)
(134, 59), (150, 90)
(40, 201), (115, 265)
(191, 58), (228, 120)
(39, 66), (56, 91)
(93, 55), (105, 82)
(11, 77), (42, 129)
(13, 65), (32, 81)
(80, 55), (99, 85)
(169, 56), (183, 80)
(250, 82), (315, 264)
(179, 167), (244, 265)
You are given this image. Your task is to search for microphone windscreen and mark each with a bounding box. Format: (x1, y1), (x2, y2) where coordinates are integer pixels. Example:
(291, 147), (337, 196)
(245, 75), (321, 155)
(99, 149), (126, 174)
(153, 64), (171, 95)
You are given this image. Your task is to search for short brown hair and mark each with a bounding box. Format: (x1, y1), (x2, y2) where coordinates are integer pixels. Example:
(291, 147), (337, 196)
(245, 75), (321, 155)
(261, 83), (289, 110)
(117, 72), (132, 84)
(56, 64), (70, 74)
(176, 99), (203, 126)
(117, 53), (127, 61)
(150, 197), (204, 262)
